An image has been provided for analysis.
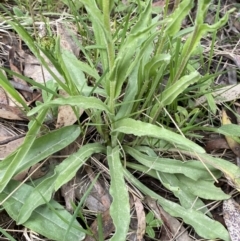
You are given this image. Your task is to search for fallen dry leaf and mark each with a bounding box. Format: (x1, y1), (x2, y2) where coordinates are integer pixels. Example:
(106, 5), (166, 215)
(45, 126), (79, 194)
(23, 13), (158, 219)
(56, 89), (83, 128)
(0, 104), (27, 120)
(196, 50), (240, 106)
(84, 209), (115, 241)
(61, 165), (111, 213)
(227, 67), (237, 85)
(152, 0), (165, 7)
(216, 51), (240, 69)
(205, 137), (229, 153)
(24, 53), (63, 84)
(0, 136), (24, 159)
(77, 165), (111, 212)
(223, 198), (240, 241)
(0, 86), (8, 105)
(0, 124), (13, 139)
(13, 161), (49, 181)
(221, 109), (240, 157)
(134, 195), (146, 241)
(57, 22), (80, 56)
(195, 84), (240, 106)
(73, 167), (114, 241)
(61, 178), (76, 212)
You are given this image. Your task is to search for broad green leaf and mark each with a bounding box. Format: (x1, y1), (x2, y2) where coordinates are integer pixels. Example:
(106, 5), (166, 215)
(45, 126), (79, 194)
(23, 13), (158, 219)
(205, 92), (217, 114)
(165, 0), (193, 36)
(132, 53), (170, 117)
(177, 174), (230, 200)
(106, 1), (156, 98)
(127, 163), (211, 215)
(130, 0), (151, 35)
(124, 170), (230, 241)
(107, 146), (130, 241)
(115, 64), (139, 120)
(125, 146), (217, 180)
(0, 125), (81, 185)
(61, 51), (99, 80)
(17, 172), (57, 224)
(195, 0), (215, 25)
(55, 143), (105, 190)
(118, 31), (163, 117)
(18, 143), (103, 224)
(114, 118), (205, 153)
(27, 96), (110, 116)
(96, 0), (114, 12)
(150, 71), (201, 117)
(0, 109), (48, 192)
(157, 171), (211, 214)
(1, 180), (85, 241)
(181, 151), (240, 192)
(60, 50), (101, 95)
(145, 54), (171, 79)
(218, 124), (240, 137)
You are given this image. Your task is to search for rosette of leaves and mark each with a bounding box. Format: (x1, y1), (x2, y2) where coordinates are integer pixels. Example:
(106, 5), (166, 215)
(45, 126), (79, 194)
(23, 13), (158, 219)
(0, 0), (238, 241)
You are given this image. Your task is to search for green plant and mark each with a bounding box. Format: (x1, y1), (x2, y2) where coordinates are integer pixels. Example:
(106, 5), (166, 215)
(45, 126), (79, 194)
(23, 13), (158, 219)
(145, 211), (162, 239)
(0, 0), (239, 241)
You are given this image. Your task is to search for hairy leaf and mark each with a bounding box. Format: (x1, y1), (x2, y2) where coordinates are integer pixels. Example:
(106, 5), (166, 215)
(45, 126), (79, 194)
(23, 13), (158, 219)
(27, 96), (110, 116)
(177, 174), (230, 200)
(107, 146), (130, 241)
(126, 146), (215, 180)
(124, 170), (230, 241)
(114, 118), (205, 153)
(1, 180), (85, 241)
(0, 125), (80, 191)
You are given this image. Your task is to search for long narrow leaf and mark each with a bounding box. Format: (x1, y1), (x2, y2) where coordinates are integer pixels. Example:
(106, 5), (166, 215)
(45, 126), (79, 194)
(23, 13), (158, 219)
(177, 174), (230, 200)
(0, 125), (80, 183)
(181, 151), (240, 192)
(124, 169), (230, 241)
(27, 96), (110, 116)
(113, 118), (205, 153)
(0, 69), (28, 110)
(0, 109), (48, 192)
(1, 180), (85, 241)
(17, 172), (57, 224)
(55, 143), (105, 190)
(107, 146), (130, 241)
(150, 71), (201, 117)
(127, 162), (211, 215)
(18, 142), (103, 224)
(125, 146), (218, 180)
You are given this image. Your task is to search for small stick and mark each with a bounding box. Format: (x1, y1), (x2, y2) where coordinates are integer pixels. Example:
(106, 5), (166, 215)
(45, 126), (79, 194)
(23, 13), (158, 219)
(9, 80), (39, 93)
(0, 133), (25, 145)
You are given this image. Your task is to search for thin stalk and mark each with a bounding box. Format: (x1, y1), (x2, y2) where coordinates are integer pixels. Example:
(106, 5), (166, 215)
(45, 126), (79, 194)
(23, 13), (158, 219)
(207, 0), (220, 72)
(172, 25), (199, 83)
(102, 0), (115, 114)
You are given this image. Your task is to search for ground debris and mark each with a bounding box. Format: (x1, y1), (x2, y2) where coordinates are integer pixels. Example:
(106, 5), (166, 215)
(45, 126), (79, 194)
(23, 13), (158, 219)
(223, 198), (240, 241)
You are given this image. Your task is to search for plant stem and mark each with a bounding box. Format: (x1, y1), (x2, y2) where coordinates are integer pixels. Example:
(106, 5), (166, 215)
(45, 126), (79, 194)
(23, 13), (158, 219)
(102, 0), (115, 114)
